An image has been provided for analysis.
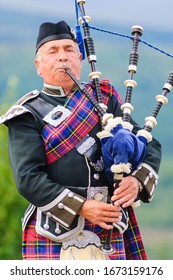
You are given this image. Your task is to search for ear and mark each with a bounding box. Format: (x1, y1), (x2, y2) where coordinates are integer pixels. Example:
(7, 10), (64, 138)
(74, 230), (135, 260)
(79, 53), (83, 72)
(34, 59), (41, 76)
(79, 53), (83, 62)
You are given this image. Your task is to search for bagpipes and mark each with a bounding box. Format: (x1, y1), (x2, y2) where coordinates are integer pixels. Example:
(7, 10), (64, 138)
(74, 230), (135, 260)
(66, 0), (173, 255)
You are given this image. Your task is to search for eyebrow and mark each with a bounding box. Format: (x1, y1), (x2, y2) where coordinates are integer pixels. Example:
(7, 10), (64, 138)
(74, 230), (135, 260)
(47, 43), (74, 51)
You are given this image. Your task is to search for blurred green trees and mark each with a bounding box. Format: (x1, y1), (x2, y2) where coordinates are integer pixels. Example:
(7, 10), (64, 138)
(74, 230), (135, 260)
(0, 125), (28, 259)
(0, 78), (28, 259)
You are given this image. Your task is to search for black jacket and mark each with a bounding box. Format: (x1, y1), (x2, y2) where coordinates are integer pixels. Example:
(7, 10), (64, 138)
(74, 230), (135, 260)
(0, 85), (161, 240)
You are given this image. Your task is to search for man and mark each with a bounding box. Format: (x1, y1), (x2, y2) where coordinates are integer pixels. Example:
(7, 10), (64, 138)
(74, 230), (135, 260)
(0, 21), (161, 260)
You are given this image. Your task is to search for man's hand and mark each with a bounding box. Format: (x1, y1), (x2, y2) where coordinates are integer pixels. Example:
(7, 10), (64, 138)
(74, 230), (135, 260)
(78, 200), (122, 230)
(111, 176), (140, 208)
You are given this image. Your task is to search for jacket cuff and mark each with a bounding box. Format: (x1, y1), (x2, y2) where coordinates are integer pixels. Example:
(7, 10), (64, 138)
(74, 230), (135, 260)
(132, 163), (159, 203)
(38, 189), (86, 229)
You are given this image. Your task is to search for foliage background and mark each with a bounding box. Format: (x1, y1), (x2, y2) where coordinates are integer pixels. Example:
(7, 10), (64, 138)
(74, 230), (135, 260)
(0, 1), (173, 260)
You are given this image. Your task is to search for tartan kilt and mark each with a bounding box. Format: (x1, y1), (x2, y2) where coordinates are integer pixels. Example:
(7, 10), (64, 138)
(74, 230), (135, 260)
(22, 206), (147, 260)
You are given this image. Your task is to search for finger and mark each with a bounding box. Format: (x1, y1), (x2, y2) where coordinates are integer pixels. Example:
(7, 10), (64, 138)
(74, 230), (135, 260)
(113, 185), (137, 200)
(100, 209), (122, 220)
(115, 195), (136, 207)
(99, 222), (113, 230)
(114, 185), (129, 196)
(102, 203), (121, 212)
(100, 216), (122, 224)
(122, 197), (136, 208)
(111, 191), (127, 202)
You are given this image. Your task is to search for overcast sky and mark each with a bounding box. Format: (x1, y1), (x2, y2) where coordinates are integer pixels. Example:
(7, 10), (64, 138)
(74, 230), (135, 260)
(0, 0), (173, 32)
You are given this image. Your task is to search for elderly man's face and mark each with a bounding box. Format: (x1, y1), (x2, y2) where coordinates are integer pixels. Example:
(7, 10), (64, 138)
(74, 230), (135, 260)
(35, 39), (82, 88)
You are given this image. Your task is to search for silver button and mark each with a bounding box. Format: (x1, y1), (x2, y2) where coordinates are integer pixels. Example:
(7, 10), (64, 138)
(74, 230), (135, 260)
(68, 191), (74, 198)
(58, 203), (64, 209)
(47, 212), (52, 217)
(33, 90), (38, 95)
(55, 228), (61, 234)
(43, 223), (50, 230)
(93, 173), (100, 180)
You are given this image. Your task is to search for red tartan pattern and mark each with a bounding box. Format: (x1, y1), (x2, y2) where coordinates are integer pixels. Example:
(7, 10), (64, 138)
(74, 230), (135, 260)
(22, 207), (147, 260)
(89, 79), (123, 104)
(42, 79), (122, 165)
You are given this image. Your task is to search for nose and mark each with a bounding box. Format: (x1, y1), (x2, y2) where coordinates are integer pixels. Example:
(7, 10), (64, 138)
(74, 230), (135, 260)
(58, 49), (68, 62)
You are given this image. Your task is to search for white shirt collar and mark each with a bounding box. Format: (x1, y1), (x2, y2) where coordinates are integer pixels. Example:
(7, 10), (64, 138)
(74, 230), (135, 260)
(43, 83), (66, 97)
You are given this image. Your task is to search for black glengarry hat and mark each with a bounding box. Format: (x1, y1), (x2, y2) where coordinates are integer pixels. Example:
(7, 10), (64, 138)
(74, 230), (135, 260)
(36, 20), (77, 52)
